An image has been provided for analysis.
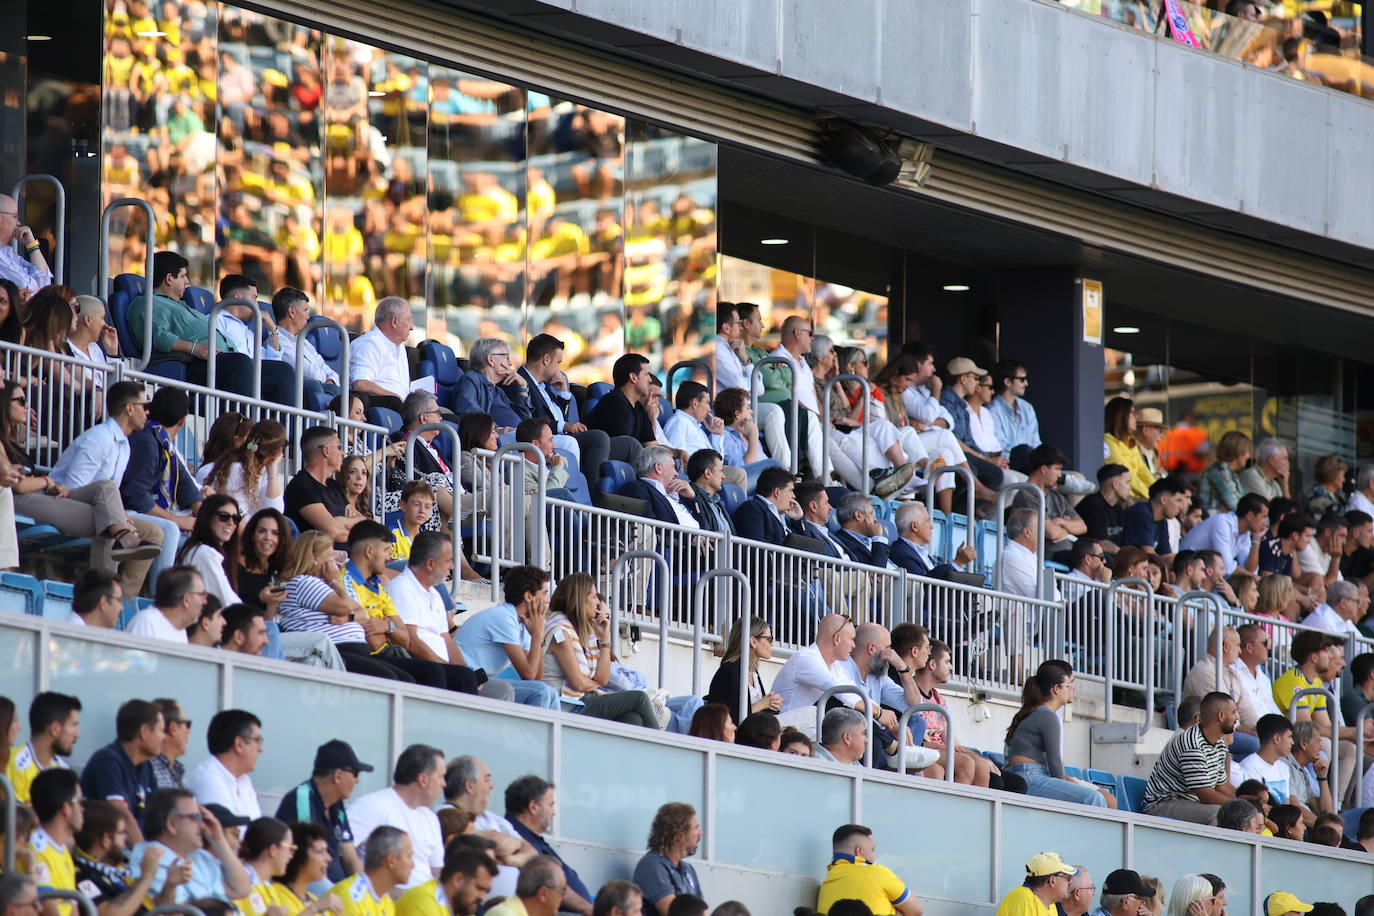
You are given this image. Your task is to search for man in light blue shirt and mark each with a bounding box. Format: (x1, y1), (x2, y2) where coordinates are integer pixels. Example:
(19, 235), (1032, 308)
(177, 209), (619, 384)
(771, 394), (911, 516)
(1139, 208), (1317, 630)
(1180, 492), (1269, 575)
(130, 787), (251, 904)
(454, 564), (559, 709)
(842, 621), (938, 770)
(662, 381), (738, 484)
(989, 359), (1041, 471)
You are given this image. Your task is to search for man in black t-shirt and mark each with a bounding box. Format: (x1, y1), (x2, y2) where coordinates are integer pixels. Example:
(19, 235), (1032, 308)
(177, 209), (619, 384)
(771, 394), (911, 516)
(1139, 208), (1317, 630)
(1076, 463), (1130, 545)
(285, 426), (362, 548)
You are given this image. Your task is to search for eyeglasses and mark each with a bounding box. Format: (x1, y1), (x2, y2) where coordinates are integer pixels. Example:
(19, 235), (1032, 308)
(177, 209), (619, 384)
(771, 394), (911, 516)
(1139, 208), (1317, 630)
(177, 811), (205, 822)
(755, 633), (774, 643)
(1012, 376), (1028, 381)
(11, 396), (25, 406)
(214, 511), (243, 524)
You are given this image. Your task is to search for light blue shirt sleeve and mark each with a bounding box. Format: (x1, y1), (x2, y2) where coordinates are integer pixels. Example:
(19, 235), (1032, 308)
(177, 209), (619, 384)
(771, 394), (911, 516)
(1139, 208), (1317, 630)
(50, 423), (114, 489)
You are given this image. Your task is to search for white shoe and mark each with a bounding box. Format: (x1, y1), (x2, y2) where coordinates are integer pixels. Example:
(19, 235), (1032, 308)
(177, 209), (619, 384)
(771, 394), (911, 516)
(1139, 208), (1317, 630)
(885, 745), (940, 771)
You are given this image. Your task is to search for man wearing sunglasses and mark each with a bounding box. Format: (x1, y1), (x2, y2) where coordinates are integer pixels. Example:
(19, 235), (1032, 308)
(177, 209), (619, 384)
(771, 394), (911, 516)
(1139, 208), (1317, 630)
(131, 788), (251, 905)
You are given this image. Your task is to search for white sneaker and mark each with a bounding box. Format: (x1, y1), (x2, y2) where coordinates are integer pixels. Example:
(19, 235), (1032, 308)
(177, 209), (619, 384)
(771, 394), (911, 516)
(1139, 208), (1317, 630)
(885, 745), (941, 771)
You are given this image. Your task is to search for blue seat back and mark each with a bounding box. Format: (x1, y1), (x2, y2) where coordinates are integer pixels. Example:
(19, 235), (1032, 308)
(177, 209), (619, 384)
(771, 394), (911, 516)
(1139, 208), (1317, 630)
(587, 382), (613, 400)
(1118, 775), (1148, 814)
(308, 325), (345, 381)
(183, 286), (215, 314)
(976, 519), (999, 577)
(945, 512), (971, 564)
(1063, 765), (1085, 780)
(110, 286), (139, 357)
(119, 596), (153, 631)
(557, 473), (593, 506)
(599, 459), (635, 494)
(419, 341), (461, 411)
(113, 273), (145, 299)
(0, 572), (41, 616)
(42, 581), (74, 620)
(930, 509), (949, 560)
(721, 482), (746, 515)
(367, 407), (403, 436)
(554, 448), (579, 480)
(1085, 768), (1118, 794)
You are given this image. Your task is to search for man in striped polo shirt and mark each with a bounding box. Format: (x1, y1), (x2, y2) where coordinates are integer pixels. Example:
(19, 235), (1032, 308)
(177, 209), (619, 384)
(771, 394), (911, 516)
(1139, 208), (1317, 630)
(1142, 691), (1238, 825)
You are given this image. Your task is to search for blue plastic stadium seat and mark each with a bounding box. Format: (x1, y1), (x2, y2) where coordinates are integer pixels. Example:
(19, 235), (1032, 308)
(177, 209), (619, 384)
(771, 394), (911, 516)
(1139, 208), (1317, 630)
(367, 407), (403, 436)
(930, 508), (949, 560)
(119, 597), (153, 631)
(183, 286), (215, 314)
(945, 512), (971, 564)
(1063, 765), (1085, 780)
(976, 519), (999, 577)
(308, 325), (345, 382)
(1118, 775), (1148, 814)
(598, 460), (635, 494)
(582, 397), (602, 417)
(41, 581), (74, 620)
(720, 482), (745, 515)
(0, 572), (42, 616)
(419, 341), (461, 412)
(1086, 768), (1118, 795)
(587, 382), (613, 400)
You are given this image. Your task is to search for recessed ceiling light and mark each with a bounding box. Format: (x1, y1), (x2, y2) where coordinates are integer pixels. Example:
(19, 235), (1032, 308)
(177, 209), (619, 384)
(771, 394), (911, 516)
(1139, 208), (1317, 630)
(942, 284), (970, 292)
(759, 238), (788, 246)
(136, 29), (167, 37)
(1113, 326), (1141, 334)
(369, 90), (386, 97)
(25, 34), (52, 41)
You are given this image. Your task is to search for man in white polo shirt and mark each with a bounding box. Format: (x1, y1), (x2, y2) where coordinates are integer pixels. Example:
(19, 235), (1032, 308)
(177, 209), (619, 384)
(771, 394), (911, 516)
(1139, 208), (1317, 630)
(349, 296), (414, 413)
(126, 566), (205, 644)
(186, 709), (263, 819)
(347, 744), (446, 890)
(384, 532), (467, 667)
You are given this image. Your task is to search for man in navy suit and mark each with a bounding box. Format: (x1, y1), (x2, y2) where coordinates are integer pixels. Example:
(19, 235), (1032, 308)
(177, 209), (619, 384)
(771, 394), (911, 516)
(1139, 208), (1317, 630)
(889, 500), (980, 582)
(731, 466), (798, 545)
(792, 481), (847, 559)
(519, 333), (641, 477)
(830, 492), (897, 569)
(617, 445), (701, 528)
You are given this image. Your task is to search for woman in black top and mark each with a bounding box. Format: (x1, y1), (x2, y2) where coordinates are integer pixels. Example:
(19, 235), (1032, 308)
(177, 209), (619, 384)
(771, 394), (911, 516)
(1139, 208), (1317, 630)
(234, 508), (294, 611)
(706, 616), (783, 723)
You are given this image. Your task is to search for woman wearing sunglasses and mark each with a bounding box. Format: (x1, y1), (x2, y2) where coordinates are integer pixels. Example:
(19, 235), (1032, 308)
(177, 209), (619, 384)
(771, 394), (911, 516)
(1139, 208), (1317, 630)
(177, 494), (285, 625)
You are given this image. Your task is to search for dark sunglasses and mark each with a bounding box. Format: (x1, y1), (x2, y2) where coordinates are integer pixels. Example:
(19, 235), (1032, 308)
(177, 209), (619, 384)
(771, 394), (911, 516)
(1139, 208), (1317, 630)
(215, 511), (244, 524)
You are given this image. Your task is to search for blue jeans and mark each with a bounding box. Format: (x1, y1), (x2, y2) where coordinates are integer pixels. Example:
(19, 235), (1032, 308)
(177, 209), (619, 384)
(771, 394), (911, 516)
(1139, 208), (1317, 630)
(508, 679), (560, 709)
(1005, 762), (1107, 807)
(1230, 730), (1260, 760)
(130, 513), (183, 592)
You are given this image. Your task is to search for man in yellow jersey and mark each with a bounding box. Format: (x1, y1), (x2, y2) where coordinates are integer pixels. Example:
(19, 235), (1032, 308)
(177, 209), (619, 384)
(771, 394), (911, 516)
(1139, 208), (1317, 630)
(7, 693), (82, 804)
(24, 769), (83, 916)
(331, 825), (412, 916)
(816, 824), (920, 916)
(397, 845), (498, 916)
(995, 853), (1076, 916)
(484, 857), (567, 916)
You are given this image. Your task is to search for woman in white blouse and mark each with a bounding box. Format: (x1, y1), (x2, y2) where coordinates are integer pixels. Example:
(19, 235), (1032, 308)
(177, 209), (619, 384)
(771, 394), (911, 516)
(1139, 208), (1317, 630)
(203, 419), (287, 517)
(176, 494), (284, 619)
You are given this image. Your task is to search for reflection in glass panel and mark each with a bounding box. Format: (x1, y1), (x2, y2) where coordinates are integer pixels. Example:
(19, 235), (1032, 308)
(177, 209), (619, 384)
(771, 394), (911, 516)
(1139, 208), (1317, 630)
(425, 67), (525, 351)
(624, 121), (718, 376)
(863, 782), (990, 903)
(1000, 805), (1124, 905)
(404, 698), (549, 790)
(218, 8), (323, 299)
(718, 254), (813, 352)
(526, 97), (624, 382)
(1261, 847), (1372, 909)
(716, 756), (847, 875)
(0, 625), (35, 728)
(103, 0), (219, 283)
(1133, 824), (1253, 916)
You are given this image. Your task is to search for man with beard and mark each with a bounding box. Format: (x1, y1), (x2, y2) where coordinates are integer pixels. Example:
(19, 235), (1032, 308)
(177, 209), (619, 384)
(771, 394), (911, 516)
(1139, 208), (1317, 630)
(6, 693), (82, 805)
(633, 803), (703, 916)
(1142, 692), (1238, 825)
(844, 622), (938, 772)
(396, 845), (498, 916)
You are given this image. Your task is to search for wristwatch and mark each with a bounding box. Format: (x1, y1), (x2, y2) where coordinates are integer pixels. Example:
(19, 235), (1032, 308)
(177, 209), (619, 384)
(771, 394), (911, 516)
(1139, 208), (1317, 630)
(387, 619), (396, 634)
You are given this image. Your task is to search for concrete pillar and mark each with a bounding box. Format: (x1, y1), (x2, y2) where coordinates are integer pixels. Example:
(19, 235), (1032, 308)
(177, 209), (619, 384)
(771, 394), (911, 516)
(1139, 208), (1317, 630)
(995, 269), (1104, 471)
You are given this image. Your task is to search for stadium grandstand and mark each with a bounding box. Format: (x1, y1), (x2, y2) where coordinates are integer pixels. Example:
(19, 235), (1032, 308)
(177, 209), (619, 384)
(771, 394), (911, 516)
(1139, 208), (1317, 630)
(6, 0), (1374, 914)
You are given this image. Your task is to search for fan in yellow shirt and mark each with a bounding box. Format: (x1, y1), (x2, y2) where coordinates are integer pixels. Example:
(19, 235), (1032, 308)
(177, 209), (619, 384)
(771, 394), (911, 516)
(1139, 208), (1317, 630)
(329, 826), (410, 916)
(396, 845), (498, 916)
(994, 853), (1078, 916)
(23, 769), (85, 916)
(817, 825), (920, 916)
(271, 823), (344, 916)
(6, 692), (82, 804)
(236, 818), (300, 916)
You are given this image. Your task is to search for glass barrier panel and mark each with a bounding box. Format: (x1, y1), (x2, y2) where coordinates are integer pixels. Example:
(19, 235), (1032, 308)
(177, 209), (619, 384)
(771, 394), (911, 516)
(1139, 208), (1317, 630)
(1259, 846), (1373, 909)
(1000, 804), (1126, 903)
(559, 728), (704, 850)
(234, 667), (391, 796)
(0, 625), (36, 724)
(1133, 823), (1253, 916)
(403, 696), (550, 789)
(715, 755), (849, 876)
(47, 634), (221, 772)
(863, 781), (993, 903)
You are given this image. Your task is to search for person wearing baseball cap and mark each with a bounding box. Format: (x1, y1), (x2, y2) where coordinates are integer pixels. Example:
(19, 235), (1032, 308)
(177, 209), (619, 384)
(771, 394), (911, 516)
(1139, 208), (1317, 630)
(940, 355), (1014, 494)
(1090, 869), (1156, 916)
(273, 739), (374, 882)
(995, 853), (1077, 916)
(1264, 892), (1314, 916)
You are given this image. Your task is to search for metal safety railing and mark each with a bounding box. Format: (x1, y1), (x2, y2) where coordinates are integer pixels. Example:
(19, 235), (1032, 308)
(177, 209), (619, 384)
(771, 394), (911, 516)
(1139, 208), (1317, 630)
(666, 359), (714, 399)
(992, 482), (1046, 596)
(406, 422), (464, 598)
(1355, 701), (1374, 807)
(609, 549), (672, 688)
(820, 373), (872, 487)
(689, 568), (751, 715)
(486, 443), (548, 601)
(39, 889), (97, 916)
(293, 316), (352, 417)
(0, 341), (112, 453)
(925, 463), (977, 538)
(13, 174), (65, 285)
(1101, 577), (1152, 726)
(815, 684), (876, 769)
(98, 197), (155, 370)
(750, 355), (800, 474)
(897, 702), (955, 778)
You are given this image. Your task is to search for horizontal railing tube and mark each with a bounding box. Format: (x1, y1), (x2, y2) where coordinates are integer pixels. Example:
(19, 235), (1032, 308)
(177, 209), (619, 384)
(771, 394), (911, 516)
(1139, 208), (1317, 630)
(666, 359), (715, 399)
(39, 890), (97, 916)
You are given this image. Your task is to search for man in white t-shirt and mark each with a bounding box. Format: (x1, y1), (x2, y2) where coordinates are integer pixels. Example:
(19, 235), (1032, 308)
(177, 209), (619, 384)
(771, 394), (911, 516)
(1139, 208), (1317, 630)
(442, 756), (534, 899)
(348, 744), (446, 890)
(1302, 579), (1362, 638)
(772, 613), (858, 714)
(186, 709), (263, 819)
(1233, 715), (1320, 826)
(349, 297), (414, 412)
(127, 566), (205, 644)
(385, 532), (466, 666)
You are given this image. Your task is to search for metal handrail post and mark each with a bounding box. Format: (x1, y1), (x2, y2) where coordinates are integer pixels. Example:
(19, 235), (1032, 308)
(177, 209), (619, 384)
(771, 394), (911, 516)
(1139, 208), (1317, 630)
(39, 890), (97, 916)
(489, 442), (548, 601)
(406, 422), (464, 597)
(1174, 590), (1226, 696)
(294, 316), (352, 417)
(1287, 687), (1339, 798)
(1355, 701), (1374, 807)
(1103, 578), (1151, 726)
(12, 174), (66, 285)
(666, 359), (715, 399)
(689, 569), (751, 715)
(992, 482), (1046, 595)
(750, 355), (800, 475)
(820, 374), (871, 487)
(206, 298), (264, 402)
(897, 703), (955, 779)
(0, 773), (13, 871)
(98, 197), (155, 370)
(609, 550), (672, 689)
(923, 464), (976, 559)
(815, 684), (875, 769)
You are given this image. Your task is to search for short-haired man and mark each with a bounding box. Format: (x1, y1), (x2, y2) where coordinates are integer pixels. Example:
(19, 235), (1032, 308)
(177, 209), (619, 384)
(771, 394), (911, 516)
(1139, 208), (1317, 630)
(455, 564), (561, 709)
(130, 787), (251, 904)
(79, 699), (163, 844)
(1057, 868), (1093, 916)
(1060, 539), (1108, 607)
(731, 465), (799, 545)
(1240, 437), (1290, 501)
(7, 692), (82, 804)
(1259, 513), (1314, 581)
(443, 756), (537, 896)
(1074, 464), (1130, 545)
(890, 501), (978, 581)
(763, 315), (824, 477)
(1013, 445), (1085, 552)
(633, 803), (703, 916)
(1088, 869), (1156, 916)
(120, 381), (201, 552)
(1304, 579), (1362, 638)
(503, 776), (592, 915)
(1123, 477), (1187, 558)
(267, 287), (341, 402)
(149, 699), (190, 791)
(484, 856), (568, 916)
(397, 844), (498, 916)
(1273, 630), (1338, 736)
(386, 531), (476, 674)
(1182, 626), (1259, 755)
(1341, 509), (1374, 584)
(831, 492), (898, 570)
(0, 192), (52, 291)
(663, 382), (747, 490)
(1295, 511), (1347, 592)
(1342, 652), (1374, 729)
(455, 337), (533, 429)
(72, 800), (175, 914)
(330, 824), (413, 916)
(219, 604), (269, 655)
(592, 881), (643, 916)
(1002, 508), (1059, 601)
(818, 824), (921, 916)
(1285, 719), (1334, 817)
(907, 638), (996, 786)
(620, 445), (701, 529)
(69, 569), (123, 629)
(772, 613), (859, 714)
(1234, 714), (1320, 827)
(349, 744), (447, 890)
(349, 296), (415, 412)
(1230, 623), (1282, 723)
(1181, 493), (1269, 577)
(286, 426), (362, 547)
(186, 709), (263, 819)
(128, 566), (205, 644)
(588, 353), (658, 445)
(522, 333), (640, 477)
(814, 707), (870, 767)
(1142, 692), (1237, 824)
(994, 853), (1075, 916)
(685, 449), (733, 534)
(515, 416), (570, 498)
(24, 768), (83, 914)
(276, 739), (372, 882)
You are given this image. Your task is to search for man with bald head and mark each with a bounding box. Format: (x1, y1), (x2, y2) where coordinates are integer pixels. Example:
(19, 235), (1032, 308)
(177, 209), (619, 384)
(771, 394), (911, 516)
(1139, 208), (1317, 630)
(772, 613), (857, 713)
(764, 313), (824, 476)
(847, 621), (940, 772)
(0, 194), (53, 293)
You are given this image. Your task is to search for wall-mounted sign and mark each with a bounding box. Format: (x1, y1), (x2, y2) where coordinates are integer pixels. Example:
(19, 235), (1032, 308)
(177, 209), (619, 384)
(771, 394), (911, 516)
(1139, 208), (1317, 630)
(1082, 278), (1103, 346)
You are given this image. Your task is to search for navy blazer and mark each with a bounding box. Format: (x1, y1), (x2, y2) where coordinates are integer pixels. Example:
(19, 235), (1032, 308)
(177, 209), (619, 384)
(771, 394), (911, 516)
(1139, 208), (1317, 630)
(120, 426), (199, 514)
(890, 536), (955, 579)
(832, 527), (892, 568)
(790, 518), (844, 559)
(518, 366), (580, 428)
(732, 496), (788, 546)
(618, 478), (687, 526)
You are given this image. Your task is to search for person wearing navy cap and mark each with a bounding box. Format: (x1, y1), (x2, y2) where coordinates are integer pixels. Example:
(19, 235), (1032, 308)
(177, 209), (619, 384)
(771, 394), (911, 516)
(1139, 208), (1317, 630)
(273, 739), (374, 882)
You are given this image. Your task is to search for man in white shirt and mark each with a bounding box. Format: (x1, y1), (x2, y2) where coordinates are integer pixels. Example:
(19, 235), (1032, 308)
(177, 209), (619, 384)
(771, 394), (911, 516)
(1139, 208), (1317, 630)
(764, 315), (823, 476)
(349, 296), (415, 412)
(1181, 493), (1268, 575)
(267, 286), (341, 403)
(0, 194), (53, 293)
(1233, 715), (1319, 824)
(1303, 579), (1362, 638)
(443, 756), (535, 898)
(1297, 513), (1346, 587)
(772, 613), (858, 712)
(348, 744), (447, 889)
(717, 303), (790, 469)
(187, 709), (263, 819)
(1231, 623), (1283, 719)
(1000, 508), (1057, 600)
(1350, 466), (1374, 519)
(126, 566), (205, 644)
(385, 532), (468, 666)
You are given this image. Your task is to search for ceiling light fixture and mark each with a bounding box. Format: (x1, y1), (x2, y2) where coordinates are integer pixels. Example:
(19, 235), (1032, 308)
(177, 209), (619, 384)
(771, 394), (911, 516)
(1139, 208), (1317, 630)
(760, 238), (789, 246)
(369, 90), (386, 97)
(1113, 326), (1141, 334)
(25, 34), (53, 41)
(136, 29), (167, 37)
(942, 284), (970, 292)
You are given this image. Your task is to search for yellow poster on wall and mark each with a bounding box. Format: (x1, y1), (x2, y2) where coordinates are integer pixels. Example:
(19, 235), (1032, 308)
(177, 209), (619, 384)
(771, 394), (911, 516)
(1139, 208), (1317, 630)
(1081, 278), (1103, 346)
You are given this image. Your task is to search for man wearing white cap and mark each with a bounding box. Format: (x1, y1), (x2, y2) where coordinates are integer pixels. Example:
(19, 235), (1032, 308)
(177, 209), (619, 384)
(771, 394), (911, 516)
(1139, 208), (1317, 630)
(995, 853), (1076, 916)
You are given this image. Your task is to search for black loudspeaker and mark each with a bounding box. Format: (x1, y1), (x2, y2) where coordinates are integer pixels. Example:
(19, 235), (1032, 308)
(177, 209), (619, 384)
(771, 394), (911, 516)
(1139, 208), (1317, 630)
(818, 124), (902, 186)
